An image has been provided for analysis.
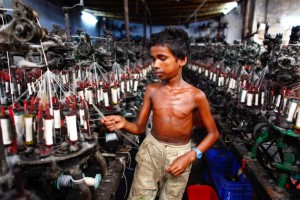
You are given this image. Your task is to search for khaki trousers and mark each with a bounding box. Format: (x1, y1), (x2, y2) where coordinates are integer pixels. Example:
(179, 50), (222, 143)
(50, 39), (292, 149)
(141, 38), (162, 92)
(128, 133), (192, 200)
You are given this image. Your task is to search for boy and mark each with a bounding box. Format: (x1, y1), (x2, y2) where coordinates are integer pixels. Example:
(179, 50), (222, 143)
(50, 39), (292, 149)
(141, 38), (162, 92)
(101, 27), (219, 200)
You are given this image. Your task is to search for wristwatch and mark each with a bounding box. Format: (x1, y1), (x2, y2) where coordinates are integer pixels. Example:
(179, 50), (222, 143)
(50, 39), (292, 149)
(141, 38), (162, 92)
(192, 147), (202, 159)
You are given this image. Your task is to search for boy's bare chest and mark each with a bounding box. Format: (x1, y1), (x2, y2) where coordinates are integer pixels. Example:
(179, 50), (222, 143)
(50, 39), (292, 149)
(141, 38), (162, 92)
(151, 89), (194, 116)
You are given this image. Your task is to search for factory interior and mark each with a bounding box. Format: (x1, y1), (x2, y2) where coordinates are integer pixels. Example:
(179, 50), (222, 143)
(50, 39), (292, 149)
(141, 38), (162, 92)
(0, 0), (300, 199)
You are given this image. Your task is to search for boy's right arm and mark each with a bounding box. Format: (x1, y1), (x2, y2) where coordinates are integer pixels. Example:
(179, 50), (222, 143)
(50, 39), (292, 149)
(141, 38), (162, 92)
(101, 84), (153, 135)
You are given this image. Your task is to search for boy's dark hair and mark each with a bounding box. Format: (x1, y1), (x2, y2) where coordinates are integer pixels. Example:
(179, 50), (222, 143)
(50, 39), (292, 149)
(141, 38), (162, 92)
(149, 27), (190, 61)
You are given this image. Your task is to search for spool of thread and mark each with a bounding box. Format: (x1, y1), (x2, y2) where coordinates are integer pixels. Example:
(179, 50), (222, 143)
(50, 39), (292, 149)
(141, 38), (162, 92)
(84, 174), (101, 189)
(286, 99), (298, 122)
(198, 67), (201, 74)
(5, 82), (9, 93)
(240, 89), (247, 103)
(112, 88), (118, 104)
(79, 109), (87, 129)
(97, 89), (101, 103)
(218, 76), (224, 86)
(24, 114), (34, 144)
(130, 79), (133, 89)
(231, 79), (236, 89)
(66, 114), (78, 142)
(133, 80), (139, 92)
(294, 105), (300, 129)
(209, 72), (213, 80)
(78, 90), (84, 100)
(254, 93), (259, 106)
(87, 89), (94, 105)
(106, 133), (118, 142)
(121, 81), (125, 94)
(53, 109), (61, 129)
(117, 87), (120, 99)
(103, 92), (109, 107)
(1, 117), (12, 145)
(31, 82), (36, 93)
(213, 73), (217, 82)
(126, 81), (130, 92)
(246, 93), (254, 107)
(62, 74), (67, 84)
(44, 116), (54, 146)
(27, 82), (32, 95)
(261, 91), (265, 105)
(14, 112), (24, 144)
(79, 108), (85, 126)
(275, 95), (282, 107)
(17, 83), (21, 95)
(84, 88), (89, 100)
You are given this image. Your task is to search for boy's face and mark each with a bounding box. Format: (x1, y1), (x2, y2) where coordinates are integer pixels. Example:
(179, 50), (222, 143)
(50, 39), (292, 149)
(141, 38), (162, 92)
(150, 45), (187, 80)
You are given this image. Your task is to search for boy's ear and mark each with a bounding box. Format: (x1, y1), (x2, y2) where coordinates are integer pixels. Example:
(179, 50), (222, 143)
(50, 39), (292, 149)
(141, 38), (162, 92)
(178, 56), (188, 67)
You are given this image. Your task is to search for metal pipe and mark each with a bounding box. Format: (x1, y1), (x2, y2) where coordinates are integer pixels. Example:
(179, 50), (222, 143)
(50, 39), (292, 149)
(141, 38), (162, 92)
(143, 6), (147, 45)
(264, 0), (269, 22)
(123, 0), (130, 42)
(243, 0), (251, 38)
(94, 149), (108, 176)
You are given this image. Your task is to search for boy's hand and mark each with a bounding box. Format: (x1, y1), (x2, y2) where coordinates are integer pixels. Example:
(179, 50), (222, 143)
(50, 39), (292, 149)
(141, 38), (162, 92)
(101, 115), (125, 131)
(165, 152), (195, 177)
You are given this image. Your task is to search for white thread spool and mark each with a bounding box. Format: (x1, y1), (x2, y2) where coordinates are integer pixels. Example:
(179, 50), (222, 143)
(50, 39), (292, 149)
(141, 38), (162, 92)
(198, 67), (201, 74)
(17, 83), (21, 95)
(79, 108), (87, 129)
(213, 73), (217, 82)
(111, 88), (118, 104)
(204, 69), (209, 77)
(209, 72), (213, 80)
(294, 104), (300, 129)
(97, 89), (101, 103)
(62, 74), (67, 84)
(24, 114), (34, 144)
(261, 91), (265, 105)
(78, 90), (84, 100)
(240, 89), (247, 103)
(117, 87), (120, 99)
(66, 114), (78, 142)
(103, 92), (109, 107)
(53, 109), (61, 129)
(31, 82), (36, 93)
(27, 82), (32, 95)
(44, 116), (54, 146)
(14, 112), (24, 144)
(231, 79), (236, 89)
(246, 93), (254, 107)
(255, 93), (259, 106)
(130, 79), (133, 89)
(286, 99), (298, 122)
(275, 95), (282, 107)
(66, 73), (69, 83)
(133, 80), (139, 92)
(126, 81), (130, 92)
(87, 89), (94, 105)
(1, 118), (12, 145)
(84, 88), (89, 100)
(218, 76), (224, 86)
(121, 81), (125, 93)
(100, 87), (104, 101)
(5, 82), (9, 93)
(10, 83), (14, 94)
(229, 78), (233, 89)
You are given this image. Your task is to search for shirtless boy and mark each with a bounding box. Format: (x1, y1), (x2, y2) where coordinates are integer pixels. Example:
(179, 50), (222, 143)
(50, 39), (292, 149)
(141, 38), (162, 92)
(101, 27), (219, 200)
